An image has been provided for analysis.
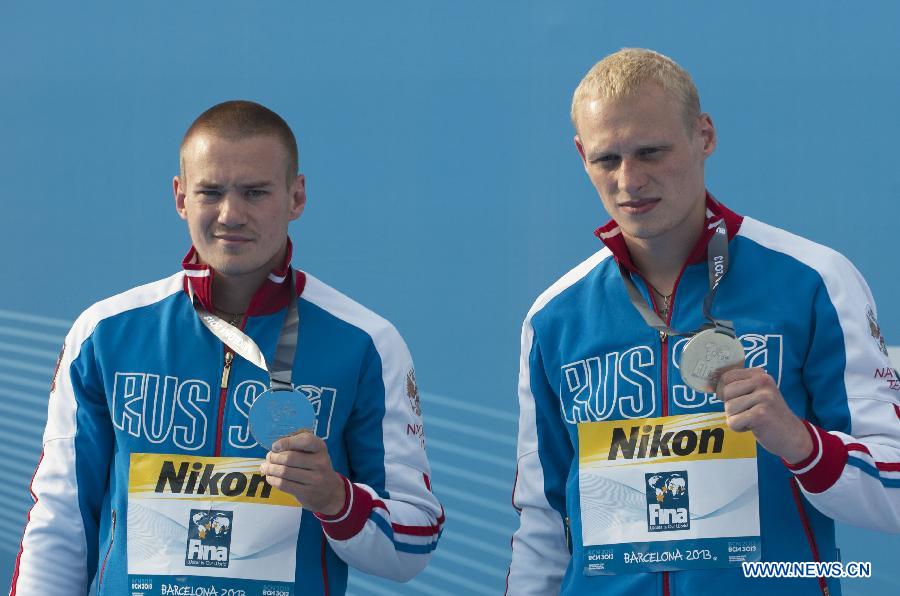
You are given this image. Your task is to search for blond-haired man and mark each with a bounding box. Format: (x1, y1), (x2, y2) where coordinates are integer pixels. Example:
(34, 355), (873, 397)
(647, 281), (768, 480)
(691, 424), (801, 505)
(508, 48), (900, 595)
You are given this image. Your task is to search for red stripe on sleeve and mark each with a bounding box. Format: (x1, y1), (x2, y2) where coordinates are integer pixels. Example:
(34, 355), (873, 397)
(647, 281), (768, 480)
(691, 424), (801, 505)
(787, 423), (848, 494)
(847, 443), (900, 471)
(846, 443), (872, 456)
(316, 480), (374, 541)
(391, 507), (445, 537)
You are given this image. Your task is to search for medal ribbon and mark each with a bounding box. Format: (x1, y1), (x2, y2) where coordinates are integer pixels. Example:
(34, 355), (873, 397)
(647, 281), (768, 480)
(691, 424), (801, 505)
(620, 220), (735, 337)
(189, 269), (300, 391)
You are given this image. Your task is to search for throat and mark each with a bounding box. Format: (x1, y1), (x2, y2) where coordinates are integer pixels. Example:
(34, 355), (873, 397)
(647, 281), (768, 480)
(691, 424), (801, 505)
(624, 219), (704, 307)
(211, 272), (266, 315)
(628, 243), (683, 320)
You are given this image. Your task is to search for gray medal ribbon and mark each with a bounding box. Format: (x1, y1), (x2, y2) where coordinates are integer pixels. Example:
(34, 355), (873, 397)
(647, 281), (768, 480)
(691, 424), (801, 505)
(190, 269), (299, 391)
(619, 220), (734, 338)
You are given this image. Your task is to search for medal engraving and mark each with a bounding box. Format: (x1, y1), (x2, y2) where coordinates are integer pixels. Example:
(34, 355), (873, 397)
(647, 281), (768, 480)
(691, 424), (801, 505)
(249, 388), (317, 450)
(680, 328), (745, 393)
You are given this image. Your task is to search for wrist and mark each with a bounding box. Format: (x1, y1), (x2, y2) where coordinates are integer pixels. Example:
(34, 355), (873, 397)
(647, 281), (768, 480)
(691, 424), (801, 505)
(781, 418), (815, 465)
(316, 473), (349, 517)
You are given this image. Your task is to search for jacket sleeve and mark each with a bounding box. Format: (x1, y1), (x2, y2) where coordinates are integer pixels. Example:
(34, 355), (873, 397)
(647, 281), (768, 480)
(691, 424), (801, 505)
(783, 254), (900, 532)
(11, 319), (115, 595)
(507, 315), (572, 595)
(314, 324), (443, 582)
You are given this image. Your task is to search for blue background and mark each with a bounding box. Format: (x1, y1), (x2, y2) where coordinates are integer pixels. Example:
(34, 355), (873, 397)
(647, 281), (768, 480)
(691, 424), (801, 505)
(2, 1), (899, 594)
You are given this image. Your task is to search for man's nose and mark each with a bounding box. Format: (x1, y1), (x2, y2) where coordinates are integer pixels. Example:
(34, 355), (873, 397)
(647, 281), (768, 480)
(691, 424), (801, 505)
(217, 192), (247, 227)
(618, 158), (649, 194)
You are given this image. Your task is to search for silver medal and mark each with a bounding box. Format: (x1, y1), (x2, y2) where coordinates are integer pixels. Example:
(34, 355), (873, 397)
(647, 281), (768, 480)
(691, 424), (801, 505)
(679, 327), (745, 393)
(249, 388), (317, 451)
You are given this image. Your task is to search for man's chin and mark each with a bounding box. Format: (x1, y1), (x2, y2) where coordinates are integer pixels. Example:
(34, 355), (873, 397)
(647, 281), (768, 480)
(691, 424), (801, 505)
(205, 258), (264, 278)
(195, 244), (285, 278)
(619, 223), (668, 241)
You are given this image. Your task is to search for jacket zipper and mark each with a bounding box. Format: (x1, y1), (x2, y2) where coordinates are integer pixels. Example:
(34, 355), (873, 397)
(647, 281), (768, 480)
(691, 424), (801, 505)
(790, 479), (829, 595)
(638, 273), (676, 419)
(659, 327), (670, 419)
(214, 350), (235, 457)
(97, 509), (116, 590)
(658, 309), (671, 596)
(659, 329), (671, 594)
(641, 273), (680, 596)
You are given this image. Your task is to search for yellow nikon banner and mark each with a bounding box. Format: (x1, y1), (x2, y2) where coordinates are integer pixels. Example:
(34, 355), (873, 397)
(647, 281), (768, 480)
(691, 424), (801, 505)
(579, 412), (756, 468)
(129, 454), (300, 507)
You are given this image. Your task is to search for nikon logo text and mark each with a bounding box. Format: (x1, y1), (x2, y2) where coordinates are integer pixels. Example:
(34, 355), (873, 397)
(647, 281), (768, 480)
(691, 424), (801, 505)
(155, 460), (273, 498)
(608, 424), (724, 460)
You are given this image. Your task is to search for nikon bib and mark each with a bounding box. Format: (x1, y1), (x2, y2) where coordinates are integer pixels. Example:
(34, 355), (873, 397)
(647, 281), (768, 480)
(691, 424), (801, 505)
(126, 453), (302, 595)
(578, 412), (761, 575)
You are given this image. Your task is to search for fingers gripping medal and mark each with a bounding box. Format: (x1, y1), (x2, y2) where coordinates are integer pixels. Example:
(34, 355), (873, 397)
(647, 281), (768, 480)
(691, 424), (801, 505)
(191, 269), (316, 450)
(620, 220), (744, 393)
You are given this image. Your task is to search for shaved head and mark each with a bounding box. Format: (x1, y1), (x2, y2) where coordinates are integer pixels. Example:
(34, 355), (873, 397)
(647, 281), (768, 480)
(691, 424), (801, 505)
(180, 100), (298, 186)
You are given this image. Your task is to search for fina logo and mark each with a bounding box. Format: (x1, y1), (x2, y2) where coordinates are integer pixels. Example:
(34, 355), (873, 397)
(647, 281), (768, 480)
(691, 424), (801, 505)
(645, 471), (690, 532)
(185, 509), (233, 568)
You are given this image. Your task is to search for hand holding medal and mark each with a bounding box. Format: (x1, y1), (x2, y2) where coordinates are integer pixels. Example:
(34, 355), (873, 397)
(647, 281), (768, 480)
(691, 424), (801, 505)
(248, 388), (345, 515)
(260, 428), (347, 516)
(622, 221), (813, 463)
(715, 367), (814, 463)
(248, 386), (346, 514)
(192, 270), (347, 513)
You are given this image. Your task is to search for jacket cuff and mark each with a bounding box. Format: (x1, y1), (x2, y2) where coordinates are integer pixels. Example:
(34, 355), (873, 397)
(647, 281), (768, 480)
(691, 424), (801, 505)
(783, 421), (848, 493)
(314, 475), (374, 540)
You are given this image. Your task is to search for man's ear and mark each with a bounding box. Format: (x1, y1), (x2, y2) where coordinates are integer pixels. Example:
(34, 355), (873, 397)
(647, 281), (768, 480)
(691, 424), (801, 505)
(174, 176), (188, 220)
(697, 113), (717, 158)
(289, 174), (306, 221)
(575, 136), (589, 167)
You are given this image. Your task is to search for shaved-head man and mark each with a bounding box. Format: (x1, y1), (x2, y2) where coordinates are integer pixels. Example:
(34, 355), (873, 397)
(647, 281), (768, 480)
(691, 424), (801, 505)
(14, 101), (443, 595)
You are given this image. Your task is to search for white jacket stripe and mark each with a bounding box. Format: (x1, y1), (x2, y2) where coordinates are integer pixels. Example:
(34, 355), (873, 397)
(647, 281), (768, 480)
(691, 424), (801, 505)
(302, 274), (442, 582)
(740, 218), (900, 531)
(13, 273), (184, 594)
(508, 249), (612, 594)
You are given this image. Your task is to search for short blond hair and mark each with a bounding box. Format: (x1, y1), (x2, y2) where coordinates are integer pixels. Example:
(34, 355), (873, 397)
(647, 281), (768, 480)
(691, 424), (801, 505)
(571, 48), (701, 131)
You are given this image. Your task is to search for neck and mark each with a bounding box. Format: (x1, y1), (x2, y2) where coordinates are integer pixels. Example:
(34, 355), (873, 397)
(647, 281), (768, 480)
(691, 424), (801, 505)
(626, 207), (705, 294)
(210, 245), (287, 314)
(211, 272), (268, 314)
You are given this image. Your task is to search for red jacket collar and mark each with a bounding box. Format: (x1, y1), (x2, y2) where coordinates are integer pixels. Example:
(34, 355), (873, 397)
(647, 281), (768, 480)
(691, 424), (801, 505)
(181, 238), (306, 316)
(594, 192), (744, 273)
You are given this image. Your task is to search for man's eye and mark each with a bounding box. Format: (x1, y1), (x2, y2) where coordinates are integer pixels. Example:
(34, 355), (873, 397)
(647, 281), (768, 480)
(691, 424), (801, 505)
(637, 147), (662, 158)
(197, 190), (221, 198)
(592, 155), (620, 167)
(245, 189), (267, 199)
